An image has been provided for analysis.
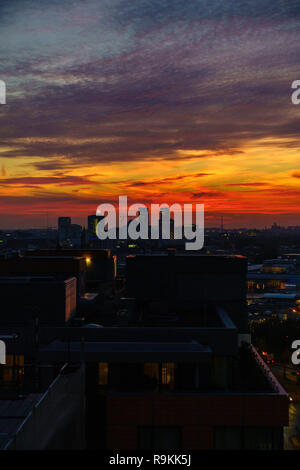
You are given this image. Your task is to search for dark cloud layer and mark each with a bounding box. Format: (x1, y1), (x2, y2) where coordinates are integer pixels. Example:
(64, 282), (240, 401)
(0, 175), (98, 186)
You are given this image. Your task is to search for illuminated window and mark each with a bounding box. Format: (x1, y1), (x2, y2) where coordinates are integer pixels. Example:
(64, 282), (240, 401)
(98, 362), (108, 385)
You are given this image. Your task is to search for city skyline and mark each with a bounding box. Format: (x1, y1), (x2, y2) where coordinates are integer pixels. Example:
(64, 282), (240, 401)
(0, 0), (299, 229)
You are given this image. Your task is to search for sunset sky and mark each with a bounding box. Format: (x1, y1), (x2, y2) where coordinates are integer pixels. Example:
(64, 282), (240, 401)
(0, 0), (299, 229)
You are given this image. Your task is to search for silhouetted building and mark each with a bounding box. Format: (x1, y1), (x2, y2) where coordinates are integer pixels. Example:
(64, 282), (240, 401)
(58, 217), (71, 242)
(87, 215), (104, 247)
